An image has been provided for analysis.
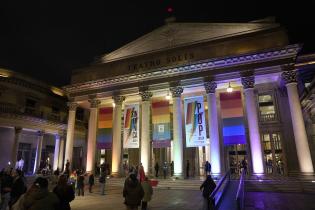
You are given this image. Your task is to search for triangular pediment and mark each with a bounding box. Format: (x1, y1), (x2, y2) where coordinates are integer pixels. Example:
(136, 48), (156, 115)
(101, 21), (279, 62)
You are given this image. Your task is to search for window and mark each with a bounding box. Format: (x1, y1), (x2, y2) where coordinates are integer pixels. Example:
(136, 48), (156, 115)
(52, 106), (60, 114)
(76, 108), (84, 121)
(258, 94), (276, 121)
(26, 98), (36, 108)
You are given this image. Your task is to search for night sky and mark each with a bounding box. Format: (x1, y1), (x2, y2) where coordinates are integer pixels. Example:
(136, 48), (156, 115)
(0, 1), (314, 86)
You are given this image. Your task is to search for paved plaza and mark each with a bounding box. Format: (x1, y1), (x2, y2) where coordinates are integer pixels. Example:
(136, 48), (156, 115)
(71, 185), (204, 210)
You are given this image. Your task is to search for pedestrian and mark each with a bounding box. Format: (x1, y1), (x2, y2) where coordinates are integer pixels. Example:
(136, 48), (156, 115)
(241, 158), (248, 175)
(22, 177), (60, 210)
(64, 160), (70, 179)
(186, 160), (190, 178)
(154, 162), (159, 178)
(163, 162), (168, 179)
(99, 172), (106, 195)
(123, 173), (144, 210)
(10, 169), (27, 208)
(170, 161), (174, 177)
(0, 169), (13, 210)
(88, 173), (94, 193)
(200, 175), (216, 210)
(138, 163), (145, 182)
(76, 171), (84, 196)
(205, 161), (211, 175)
(53, 175), (75, 210)
(141, 177), (153, 210)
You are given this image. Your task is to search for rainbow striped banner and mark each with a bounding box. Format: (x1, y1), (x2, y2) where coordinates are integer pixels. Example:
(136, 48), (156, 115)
(152, 99), (171, 148)
(219, 91), (246, 145)
(184, 96), (207, 147)
(97, 107), (113, 149)
(123, 104), (139, 148)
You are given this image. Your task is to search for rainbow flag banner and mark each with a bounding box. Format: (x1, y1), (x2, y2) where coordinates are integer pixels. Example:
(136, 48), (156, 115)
(123, 104), (140, 148)
(152, 99), (171, 148)
(219, 91), (246, 145)
(184, 96), (207, 147)
(97, 107), (113, 149)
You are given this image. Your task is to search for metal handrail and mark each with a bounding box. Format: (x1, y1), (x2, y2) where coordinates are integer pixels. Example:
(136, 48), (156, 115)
(236, 170), (245, 210)
(209, 170), (231, 210)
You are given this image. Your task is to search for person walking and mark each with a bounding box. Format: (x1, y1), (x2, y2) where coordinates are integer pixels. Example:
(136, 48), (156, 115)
(163, 162), (168, 179)
(88, 173), (94, 193)
(154, 162), (159, 178)
(123, 173), (144, 210)
(138, 163), (145, 182)
(141, 177), (153, 210)
(53, 175), (75, 210)
(76, 172), (84, 196)
(200, 175), (216, 210)
(99, 172), (106, 195)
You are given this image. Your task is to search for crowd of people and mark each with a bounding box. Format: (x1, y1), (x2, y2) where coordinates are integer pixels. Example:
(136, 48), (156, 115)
(0, 167), (75, 210)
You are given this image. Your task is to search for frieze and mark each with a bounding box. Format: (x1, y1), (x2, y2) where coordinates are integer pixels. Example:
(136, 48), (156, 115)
(281, 70), (297, 84)
(204, 81), (217, 94)
(64, 45), (299, 94)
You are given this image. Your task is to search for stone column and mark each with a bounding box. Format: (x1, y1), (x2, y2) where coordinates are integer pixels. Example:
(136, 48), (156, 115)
(58, 133), (65, 171)
(33, 131), (44, 174)
(241, 76), (264, 174)
(64, 102), (78, 171)
(204, 81), (221, 175)
(53, 134), (60, 171)
(11, 127), (22, 168)
(86, 99), (101, 173)
(111, 95), (125, 176)
(170, 86), (184, 177)
(282, 70), (314, 173)
(140, 90), (153, 174)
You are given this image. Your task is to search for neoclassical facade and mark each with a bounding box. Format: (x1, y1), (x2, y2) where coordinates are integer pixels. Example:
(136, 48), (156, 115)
(0, 68), (87, 174)
(63, 18), (315, 176)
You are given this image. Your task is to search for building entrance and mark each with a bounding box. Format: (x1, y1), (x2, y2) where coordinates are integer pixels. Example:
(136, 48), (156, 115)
(227, 144), (247, 175)
(17, 143), (32, 174)
(261, 132), (285, 175)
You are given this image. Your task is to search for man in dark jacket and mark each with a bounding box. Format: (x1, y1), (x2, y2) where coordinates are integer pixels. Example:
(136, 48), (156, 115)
(23, 177), (60, 210)
(123, 173), (144, 210)
(53, 175), (75, 210)
(200, 175), (216, 210)
(10, 169), (27, 207)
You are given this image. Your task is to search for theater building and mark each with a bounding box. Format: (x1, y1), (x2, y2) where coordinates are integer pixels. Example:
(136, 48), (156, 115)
(63, 17), (314, 177)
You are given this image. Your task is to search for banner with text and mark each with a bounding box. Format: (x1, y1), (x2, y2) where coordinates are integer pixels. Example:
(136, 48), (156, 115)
(184, 96), (207, 147)
(97, 107), (113, 149)
(152, 99), (171, 148)
(123, 104), (140, 148)
(219, 91), (246, 145)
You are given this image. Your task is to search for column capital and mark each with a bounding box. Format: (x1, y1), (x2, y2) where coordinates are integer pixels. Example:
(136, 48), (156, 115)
(241, 76), (255, 89)
(14, 127), (22, 134)
(204, 81), (217, 94)
(67, 102), (78, 111)
(112, 95), (125, 105)
(281, 70), (297, 84)
(88, 98), (101, 108)
(37, 130), (44, 137)
(170, 86), (183, 98)
(139, 91), (153, 101)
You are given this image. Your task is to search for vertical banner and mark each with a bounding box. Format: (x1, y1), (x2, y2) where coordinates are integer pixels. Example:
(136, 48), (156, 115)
(123, 104), (140, 148)
(152, 99), (171, 148)
(219, 91), (246, 145)
(97, 107), (113, 149)
(184, 96), (207, 147)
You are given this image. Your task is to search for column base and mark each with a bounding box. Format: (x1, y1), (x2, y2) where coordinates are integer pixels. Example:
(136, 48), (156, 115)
(172, 172), (184, 179)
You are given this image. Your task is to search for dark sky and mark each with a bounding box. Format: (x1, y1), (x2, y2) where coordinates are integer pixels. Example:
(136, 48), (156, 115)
(0, 1), (314, 86)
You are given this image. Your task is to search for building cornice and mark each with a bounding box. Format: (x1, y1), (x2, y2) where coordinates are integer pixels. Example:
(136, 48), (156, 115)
(64, 44), (300, 97)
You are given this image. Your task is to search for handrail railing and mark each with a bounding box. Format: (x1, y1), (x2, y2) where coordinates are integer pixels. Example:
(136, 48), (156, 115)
(209, 170), (231, 210)
(236, 170), (245, 210)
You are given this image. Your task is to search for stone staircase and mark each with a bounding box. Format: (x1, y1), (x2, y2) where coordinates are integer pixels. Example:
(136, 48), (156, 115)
(245, 175), (315, 193)
(104, 177), (208, 191)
